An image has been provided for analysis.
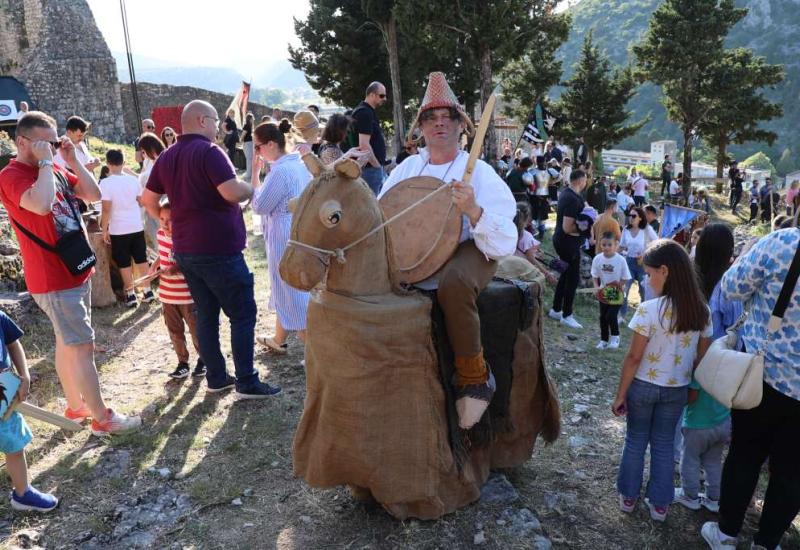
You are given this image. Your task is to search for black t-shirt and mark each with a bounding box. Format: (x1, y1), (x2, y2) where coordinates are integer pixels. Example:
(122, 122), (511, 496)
(352, 101), (386, 165)
(223, 117), (238, 149)
(554, 187), (585, 245)
(661, 161), (671, 178)
(550, 147), (563, 163)
(242, 121), (253, 143)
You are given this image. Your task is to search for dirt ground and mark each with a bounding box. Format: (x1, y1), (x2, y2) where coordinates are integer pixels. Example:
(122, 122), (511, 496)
(2, 199), (799, 549)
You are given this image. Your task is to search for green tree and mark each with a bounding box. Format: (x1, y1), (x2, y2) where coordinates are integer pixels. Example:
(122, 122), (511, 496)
(776, 147), (796, 176)
(633, 0), (747, 195)
(698, 48), (784, 178)
(556, 32), (645, 164)
(740, 151), (777, 177)
(397, 0), (566, 163)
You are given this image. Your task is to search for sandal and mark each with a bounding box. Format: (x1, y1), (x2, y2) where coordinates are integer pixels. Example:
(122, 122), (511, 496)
(256, 335), (288, 354)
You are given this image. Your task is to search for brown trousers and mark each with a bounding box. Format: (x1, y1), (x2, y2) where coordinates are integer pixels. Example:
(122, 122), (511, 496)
(436, 239), (497, 386)
(162, 302), (201, 363)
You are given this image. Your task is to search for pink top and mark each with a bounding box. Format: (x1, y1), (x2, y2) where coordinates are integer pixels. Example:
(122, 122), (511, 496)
(515, 230), (540, 258)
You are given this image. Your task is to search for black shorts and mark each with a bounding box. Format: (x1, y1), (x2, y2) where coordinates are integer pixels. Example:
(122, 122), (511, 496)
(110, 231), (147, 268)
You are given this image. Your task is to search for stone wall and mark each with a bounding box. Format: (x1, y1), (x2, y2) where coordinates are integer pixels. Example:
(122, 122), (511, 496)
(119, 82), (287, 140)
(0, 0), (125, 140)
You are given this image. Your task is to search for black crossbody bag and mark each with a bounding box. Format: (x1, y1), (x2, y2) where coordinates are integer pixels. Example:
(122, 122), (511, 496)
(9, 172), (96, 276)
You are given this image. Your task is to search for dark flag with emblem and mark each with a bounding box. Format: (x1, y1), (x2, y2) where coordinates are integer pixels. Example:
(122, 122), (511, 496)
(521, 118), (543, 143)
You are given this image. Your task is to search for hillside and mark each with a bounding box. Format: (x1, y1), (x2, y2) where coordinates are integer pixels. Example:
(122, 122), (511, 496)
(557, 0), (799, 165)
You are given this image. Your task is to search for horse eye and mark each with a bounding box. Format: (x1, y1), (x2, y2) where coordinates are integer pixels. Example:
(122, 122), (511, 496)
(328, 212), (341, 225)
(319, 200), (343, 228)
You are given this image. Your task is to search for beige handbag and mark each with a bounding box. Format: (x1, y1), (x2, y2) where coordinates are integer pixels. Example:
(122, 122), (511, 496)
(695, 235), (800, 409)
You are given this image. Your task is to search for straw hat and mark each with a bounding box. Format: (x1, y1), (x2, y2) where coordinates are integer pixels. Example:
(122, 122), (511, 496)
(407, 72), (474, 142)
(292, 110), (320, 143)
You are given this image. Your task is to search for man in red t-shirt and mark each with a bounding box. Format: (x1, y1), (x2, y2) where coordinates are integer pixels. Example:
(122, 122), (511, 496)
(0, 112), (140, 436)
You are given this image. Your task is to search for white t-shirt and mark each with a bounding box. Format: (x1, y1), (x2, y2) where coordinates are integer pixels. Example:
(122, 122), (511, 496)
(629, 297), (713, 387)
(669, 179), (680, 196)
(100, 174), (144, 235)
(620, 226), (658, 258)
(633, 177), (648, 197)
(54, 140), (92, 170)
(590, 252), (631, 287)
(616, 192), (634, 214)
(515, 229), (540, 258)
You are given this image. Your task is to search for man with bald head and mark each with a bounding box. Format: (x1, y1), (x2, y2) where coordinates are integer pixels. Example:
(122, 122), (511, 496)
(352, 81), (388, 194)
(141, 100), (281, 398)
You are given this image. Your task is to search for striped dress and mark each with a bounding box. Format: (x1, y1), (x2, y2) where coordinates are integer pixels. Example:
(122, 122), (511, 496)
(253, 152), (311, 330)
(156, 229), (193, 305)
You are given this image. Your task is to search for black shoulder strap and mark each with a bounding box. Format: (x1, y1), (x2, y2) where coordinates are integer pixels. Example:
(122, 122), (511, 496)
(9, 215), (57, 253)
(769, 230), (800, 329)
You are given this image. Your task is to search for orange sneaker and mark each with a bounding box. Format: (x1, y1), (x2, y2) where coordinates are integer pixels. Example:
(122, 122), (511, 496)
(64, 404), (92, 422)
(90, 408), (142, 436)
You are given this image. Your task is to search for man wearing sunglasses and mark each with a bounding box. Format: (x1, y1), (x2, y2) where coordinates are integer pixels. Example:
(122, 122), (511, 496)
(0, 111), (141, 435)
(352, 81), (388, 195)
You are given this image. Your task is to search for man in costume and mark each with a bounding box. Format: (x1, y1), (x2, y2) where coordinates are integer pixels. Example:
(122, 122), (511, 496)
(378, 72), (517, 429)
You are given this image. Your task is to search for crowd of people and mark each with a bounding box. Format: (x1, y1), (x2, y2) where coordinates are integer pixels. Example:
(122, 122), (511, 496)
(0, 79), (798, 550)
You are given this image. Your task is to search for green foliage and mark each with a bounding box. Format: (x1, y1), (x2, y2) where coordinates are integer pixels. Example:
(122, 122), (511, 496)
(633, 0), (747, 186)
(634, 164), (658, 178)
(556, 31), (646, 160)
(775, 147), (796, 176)
(740, 151), (777, 176)
(612, 166), (629, 178)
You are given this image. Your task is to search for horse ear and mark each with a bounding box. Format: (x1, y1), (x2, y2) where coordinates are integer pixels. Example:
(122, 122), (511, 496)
(334, 158), (361, 180)
(303, 153), (325, 177)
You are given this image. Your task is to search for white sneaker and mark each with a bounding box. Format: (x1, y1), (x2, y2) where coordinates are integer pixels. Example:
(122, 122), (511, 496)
(674, 487), (701, 510)
(547, 309), (562, 321)
(560, 315), (583, 329)
(608, 336), (620, 349)
(596, 341), (608, 350)
(644, 497), (668, 522)
(701, 496), (720, 513)
(701, 522), (737, 549)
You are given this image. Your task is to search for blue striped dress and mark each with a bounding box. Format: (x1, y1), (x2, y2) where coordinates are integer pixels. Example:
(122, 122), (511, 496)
(253, 152), (311, 330)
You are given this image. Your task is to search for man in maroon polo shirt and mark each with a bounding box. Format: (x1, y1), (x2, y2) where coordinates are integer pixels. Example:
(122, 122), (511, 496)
(141, 100), (280, 398)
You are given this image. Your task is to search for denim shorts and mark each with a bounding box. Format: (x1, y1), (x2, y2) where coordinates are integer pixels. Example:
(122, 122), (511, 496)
(32, 281), (94, 345)
(0, 412), (32, 455)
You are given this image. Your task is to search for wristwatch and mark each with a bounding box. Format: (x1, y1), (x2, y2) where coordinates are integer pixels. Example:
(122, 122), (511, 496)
(37, 159), (54, 169)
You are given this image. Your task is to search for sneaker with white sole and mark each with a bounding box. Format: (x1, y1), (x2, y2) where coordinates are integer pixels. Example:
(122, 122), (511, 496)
(608, 335), (620, 349)
(560, 315), (583, 329)
(91, 408), (142, 436)
(701, 522), (737, 549)
(701, 496), (720, 513)
(141, 289), (156, 303)
(547, 309), (562, 321)
(619, 494), (637, 513)
(674, 487), (702, 510)
(236, 381), (282, 399)
(596, 340), (608, 350)
(10, 486), (58, 512)
(124, 293), (138, 308)
(645, 497), (668, 522)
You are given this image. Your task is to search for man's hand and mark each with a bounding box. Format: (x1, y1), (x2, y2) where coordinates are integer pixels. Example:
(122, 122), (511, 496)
(31, 140), (53, 162)
(59, 137), (80, 168)
(451, 180), (482, 225)
(17, 375), (30, 402)
(86, 158), (102, 171)
(102, 229), (111, 245)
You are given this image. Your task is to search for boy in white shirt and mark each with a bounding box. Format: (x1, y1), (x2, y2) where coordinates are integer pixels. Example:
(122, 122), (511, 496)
(591, 231), (631, 349)
(100, 149), (154, 307)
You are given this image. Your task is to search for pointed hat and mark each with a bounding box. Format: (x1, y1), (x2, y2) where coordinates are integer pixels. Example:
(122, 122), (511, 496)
(407, 72), (474, 142)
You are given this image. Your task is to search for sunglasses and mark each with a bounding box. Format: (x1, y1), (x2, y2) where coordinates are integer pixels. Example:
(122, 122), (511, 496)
(378, 94), (386, 99)
(164, 133), (174, 137)
(19, 134), (61, 149)
(629, 214), (638, 218)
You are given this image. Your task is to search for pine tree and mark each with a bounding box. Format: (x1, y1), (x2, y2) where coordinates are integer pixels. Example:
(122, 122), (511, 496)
(556, 32), (645, 164)
(633, 0), (747, 195)
(698, 48), (783, 179)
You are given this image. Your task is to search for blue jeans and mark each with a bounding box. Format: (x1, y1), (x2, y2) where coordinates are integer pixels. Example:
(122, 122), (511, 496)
(174, 252), (259, 390)
(617, 379), (688, 506)
(361, 165), (385, 195)
(621, 256), (646, 317)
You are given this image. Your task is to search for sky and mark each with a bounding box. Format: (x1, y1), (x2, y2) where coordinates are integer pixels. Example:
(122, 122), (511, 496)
(86, 0), (311, 74)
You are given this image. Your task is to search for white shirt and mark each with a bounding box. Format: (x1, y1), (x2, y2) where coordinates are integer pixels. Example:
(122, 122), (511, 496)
(620, 226), (658, 258)
(669, 179), (680, 196)
(633, 177), (648, 197)
(561, 166), (572, 184)
(616, 192), (634, 215)
(100, 174), (144, 235)
(629, 297), (713, 387)
(534, 169), (550, 196)
(54, 140), (92, 170)
(379, 148), (517, 262)
(591, 252), (631, 287)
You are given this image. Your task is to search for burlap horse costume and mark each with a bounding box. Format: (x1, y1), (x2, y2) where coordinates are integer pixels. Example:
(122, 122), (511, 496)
(280, 154), (560, 520)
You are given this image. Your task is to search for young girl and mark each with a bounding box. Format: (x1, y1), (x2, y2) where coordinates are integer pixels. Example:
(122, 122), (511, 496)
(612, 239), (712, 522)
(591, 232), (631, 349)
(514, 202), (556, 284)
(688, 228), (702, 259)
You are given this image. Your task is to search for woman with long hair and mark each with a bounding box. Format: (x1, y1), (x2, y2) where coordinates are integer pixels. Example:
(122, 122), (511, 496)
(613, 239), (712, 523)
(137, 132), (166, 249)
(619, 206), (657, 320)
(317, 113), (368, 168)
(160, 126), (177, 148)
(251, 120), (311, 355)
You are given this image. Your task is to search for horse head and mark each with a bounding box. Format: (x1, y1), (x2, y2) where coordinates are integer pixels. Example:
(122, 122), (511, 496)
(279, 155), (397, 296)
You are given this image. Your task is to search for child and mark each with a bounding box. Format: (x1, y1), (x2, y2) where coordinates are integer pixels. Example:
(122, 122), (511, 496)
(688, 228), (702, 260)
(514, 202), (556, 284)
(100, 149), (154, 308)
(612, 239), (712, 522)
(147, 202), (205, 379)
(591, 232), (631, 350)
(0, 311), (58, 512)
